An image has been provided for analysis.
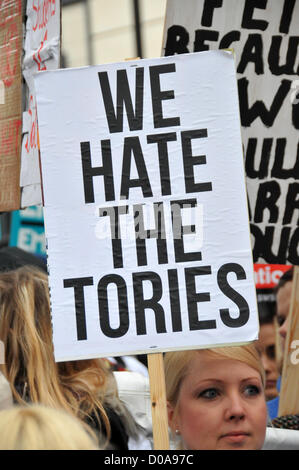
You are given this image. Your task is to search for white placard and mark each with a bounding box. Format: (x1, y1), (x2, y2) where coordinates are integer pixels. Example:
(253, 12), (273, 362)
(35, 51), (259, 361)
(21, 0), (60, 207)
(162, 0), (299, 265)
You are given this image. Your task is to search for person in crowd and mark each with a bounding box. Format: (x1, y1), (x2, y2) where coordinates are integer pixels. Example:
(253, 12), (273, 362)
(266, 267), (292, 420)
(255, 301), (280, 401)
(0, 404), (99, 450)
(276, 267), (294, 354)
(0, 265), (142, 449)
(164, 344), (268, 450)
(267, 267), (299, 428)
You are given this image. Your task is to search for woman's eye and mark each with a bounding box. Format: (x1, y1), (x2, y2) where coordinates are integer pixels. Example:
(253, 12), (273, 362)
(266, 345), (276, 360)
(244, 385), (260, 397)
(199, 388), (219, 399)
(276, 315), (285, 327)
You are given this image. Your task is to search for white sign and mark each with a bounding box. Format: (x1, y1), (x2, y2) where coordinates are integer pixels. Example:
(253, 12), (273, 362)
(35, 51), (258, 362)
(162, 0), (299, 265)
(21, 0), (60, 207)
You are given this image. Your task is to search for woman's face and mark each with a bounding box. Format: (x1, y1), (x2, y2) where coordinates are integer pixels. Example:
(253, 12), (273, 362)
(168, 352), (267, 450)
(255, 323), (279, 400)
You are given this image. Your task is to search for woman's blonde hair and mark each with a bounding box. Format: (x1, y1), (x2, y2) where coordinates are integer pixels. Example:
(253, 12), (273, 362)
(164, 344), (266, 410)
(0, 404), (100, 450)
(0, 266), (110, 440)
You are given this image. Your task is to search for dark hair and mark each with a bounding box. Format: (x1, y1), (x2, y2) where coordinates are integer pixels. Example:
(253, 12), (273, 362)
(257, 301), (276, 325)
(0, 247), (47, 274)
(275, 267), (293, 293)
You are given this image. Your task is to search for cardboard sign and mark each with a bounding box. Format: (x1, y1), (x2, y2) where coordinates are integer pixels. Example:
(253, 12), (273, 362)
(21, 0), (60, 208)
(0, 0), (22, 211)
(162, 0), (299, 265)
(35, 51), (259, 362)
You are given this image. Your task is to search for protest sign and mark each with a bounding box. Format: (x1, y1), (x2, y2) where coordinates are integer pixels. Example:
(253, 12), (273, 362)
(9, 205), (46, 259)
(35, 50), (258, 362)
(21, 0), (60, 208)
(0, 0), (22, 211)
(162, 0), (299, 265)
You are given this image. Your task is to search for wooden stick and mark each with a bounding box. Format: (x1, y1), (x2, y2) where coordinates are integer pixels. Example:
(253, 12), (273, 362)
(147, 352), (170, 450)
(278, 265), (299, 416)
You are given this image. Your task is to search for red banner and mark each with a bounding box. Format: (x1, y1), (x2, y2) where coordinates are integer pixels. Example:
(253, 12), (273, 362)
(254, 264), (292, 289)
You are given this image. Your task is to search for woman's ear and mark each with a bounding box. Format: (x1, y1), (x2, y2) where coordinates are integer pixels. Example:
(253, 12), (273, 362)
(167, 401), (177, 433)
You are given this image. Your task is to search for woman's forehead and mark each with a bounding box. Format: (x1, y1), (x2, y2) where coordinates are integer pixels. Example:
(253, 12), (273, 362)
(182, 351), (260, 384)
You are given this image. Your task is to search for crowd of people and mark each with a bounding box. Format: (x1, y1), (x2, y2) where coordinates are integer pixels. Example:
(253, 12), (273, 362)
(0, 249), (298, 450)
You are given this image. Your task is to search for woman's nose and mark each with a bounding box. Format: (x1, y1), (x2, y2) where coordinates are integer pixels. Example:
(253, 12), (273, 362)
(224, 393), (246, 421)
(261, 352), (272, 373)
(279, 317), (288, 340)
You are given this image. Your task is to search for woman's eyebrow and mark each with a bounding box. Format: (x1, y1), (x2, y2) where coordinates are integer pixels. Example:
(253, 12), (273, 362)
(240, 377), (261, 383)
(192, 378), (223, 385)
(191, 377), (261, 386)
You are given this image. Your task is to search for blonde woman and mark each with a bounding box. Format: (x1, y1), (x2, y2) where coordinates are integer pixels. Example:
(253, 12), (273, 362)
(0, 404), (99, 450)
(0, 266), (139, 450)
(164, 344), (268, 450)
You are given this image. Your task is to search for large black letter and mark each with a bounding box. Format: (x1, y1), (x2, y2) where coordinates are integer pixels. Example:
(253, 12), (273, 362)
(133, 272), (166, 335)
(238, 77), (291, 127)
(237, 34), (264, 75)
(268, 36), (299, 75)
(98, 275), (129, 338)
(81, 140), (115, 203)
(254, 181), (281, 223)
(185, 266), (216, 331)
(98, 68), (144, 133)
(279, 0), (296, 34)
(120, 136), (153, 199)
(168, 269), (182, 332)
(181, 129), (212, 193)
(250, 224), (290, 263)
(219, 31), (241, 49)
(201, 0), (223, 26)
(171, 199), (202, 263)
(164, 25), (190, 56)
(217, 263), (249, 328)
(133, 203), (168, 266)
(63, 277), (94, 340)
(241, 0), (269, 31)
(245, 138), (272, 179)
(99, 205), (129, 268)
(271, 139), (299, 179)
(147, 132), (177, 196)
(150, 64), (181, 129)
(193, 30), (219, 52)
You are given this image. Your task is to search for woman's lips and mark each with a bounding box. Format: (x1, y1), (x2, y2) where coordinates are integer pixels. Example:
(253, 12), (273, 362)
(221, 432), (250, 443)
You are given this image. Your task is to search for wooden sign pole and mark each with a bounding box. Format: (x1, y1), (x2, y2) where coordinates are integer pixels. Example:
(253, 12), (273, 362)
(147, 353), (170, 450)
(0, 0), (22, 211)
(278, 265), (299, 416)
